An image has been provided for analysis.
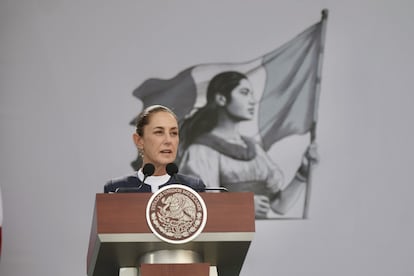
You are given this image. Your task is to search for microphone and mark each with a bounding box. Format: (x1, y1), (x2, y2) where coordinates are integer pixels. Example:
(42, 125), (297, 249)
(166, 162), (178, 185)
(165, 163), (228, 192)
(166, 163), (178, 176)
(142, 163), (155, 182)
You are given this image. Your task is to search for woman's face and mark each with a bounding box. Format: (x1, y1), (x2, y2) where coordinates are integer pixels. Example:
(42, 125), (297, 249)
(226, 78), (256, 120)
(133, 111), (179, 169)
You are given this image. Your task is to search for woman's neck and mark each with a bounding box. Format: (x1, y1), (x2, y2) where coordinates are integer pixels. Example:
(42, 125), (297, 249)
(214, 113), (239, 135)
(211, 119), (247, 147)
(141, 164), (167, 176)
(153, 166), (167, 176)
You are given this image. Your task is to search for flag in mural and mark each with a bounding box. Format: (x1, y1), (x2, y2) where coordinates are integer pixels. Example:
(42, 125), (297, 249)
(131, 10), (328, 219)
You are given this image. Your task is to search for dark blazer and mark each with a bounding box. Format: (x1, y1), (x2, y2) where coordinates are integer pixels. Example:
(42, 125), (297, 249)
(104, 172), (206, 193)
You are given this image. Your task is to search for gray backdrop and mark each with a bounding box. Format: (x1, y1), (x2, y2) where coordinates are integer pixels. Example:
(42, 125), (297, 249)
(1, 1), (413, 275)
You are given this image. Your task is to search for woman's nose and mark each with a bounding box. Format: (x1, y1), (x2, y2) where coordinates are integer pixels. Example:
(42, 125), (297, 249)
(249, 94), (257, 104)
(163, 133), (173, 143)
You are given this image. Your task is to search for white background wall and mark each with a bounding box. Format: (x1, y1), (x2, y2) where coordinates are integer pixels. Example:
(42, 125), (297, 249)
(1, 0), (413, 275)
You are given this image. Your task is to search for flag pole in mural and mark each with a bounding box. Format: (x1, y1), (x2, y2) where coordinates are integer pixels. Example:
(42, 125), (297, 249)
(0, 185), (3, 258)
(131, 10), (328, 219)
(302, 9), (328, 219)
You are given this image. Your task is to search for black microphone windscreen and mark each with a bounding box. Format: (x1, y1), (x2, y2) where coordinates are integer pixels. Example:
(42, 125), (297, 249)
(142, 163), (155, 176)
(166, 163), (178, 176)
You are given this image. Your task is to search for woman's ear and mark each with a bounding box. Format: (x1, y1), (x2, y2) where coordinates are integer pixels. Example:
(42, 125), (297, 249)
(215, 93), (227, 106)
(132, 133), (143, 150)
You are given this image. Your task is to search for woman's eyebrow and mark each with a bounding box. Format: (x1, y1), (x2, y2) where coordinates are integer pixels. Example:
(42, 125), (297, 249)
(152, 126), (178, 130)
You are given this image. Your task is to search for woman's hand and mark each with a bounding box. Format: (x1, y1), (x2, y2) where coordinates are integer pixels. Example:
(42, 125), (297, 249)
(254, 195), (270, 219)
(305, 142), (319, 163)
(295, 142), (319, 182)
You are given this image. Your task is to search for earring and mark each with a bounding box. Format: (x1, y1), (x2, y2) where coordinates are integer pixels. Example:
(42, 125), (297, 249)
(138, 148), (144, 158)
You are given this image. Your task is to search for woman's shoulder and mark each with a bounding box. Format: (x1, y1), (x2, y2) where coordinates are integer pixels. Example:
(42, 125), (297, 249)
(190, 133), (258, 161)
(109, 172), (139, 183)
(182, 134), (222, 156)
(175, 173), (206, 190)
(104, 172), (140, 192)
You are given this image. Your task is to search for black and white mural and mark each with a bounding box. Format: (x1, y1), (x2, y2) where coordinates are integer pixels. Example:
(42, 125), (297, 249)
(130, 11), (328, 219)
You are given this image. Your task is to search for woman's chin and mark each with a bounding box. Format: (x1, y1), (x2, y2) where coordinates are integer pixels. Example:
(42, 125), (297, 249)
(158, 157), (176, 165)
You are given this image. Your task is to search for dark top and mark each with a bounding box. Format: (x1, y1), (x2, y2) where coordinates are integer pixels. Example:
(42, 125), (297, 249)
(104, 172), (206, 193)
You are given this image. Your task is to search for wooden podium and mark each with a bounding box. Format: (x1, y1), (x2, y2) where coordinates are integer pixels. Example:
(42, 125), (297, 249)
(87, 192), (255, 276)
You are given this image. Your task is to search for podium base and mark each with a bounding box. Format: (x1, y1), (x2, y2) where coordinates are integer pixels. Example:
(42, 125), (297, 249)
(119, 267), (137, 276)
(139, 249), (202, 264)
(118, 266), (217, 276)
(118, 250), (218, 276)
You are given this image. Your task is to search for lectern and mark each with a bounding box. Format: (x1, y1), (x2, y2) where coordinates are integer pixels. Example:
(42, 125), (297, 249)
(87, 192), (255, 276)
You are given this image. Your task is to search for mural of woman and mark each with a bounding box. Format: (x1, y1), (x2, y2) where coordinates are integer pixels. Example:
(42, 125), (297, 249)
(178, 71), (317, 219)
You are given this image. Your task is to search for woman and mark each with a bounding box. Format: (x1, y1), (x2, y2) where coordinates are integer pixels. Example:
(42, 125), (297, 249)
(178, 71), (317, 218)
(104, 105), (205, 193)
